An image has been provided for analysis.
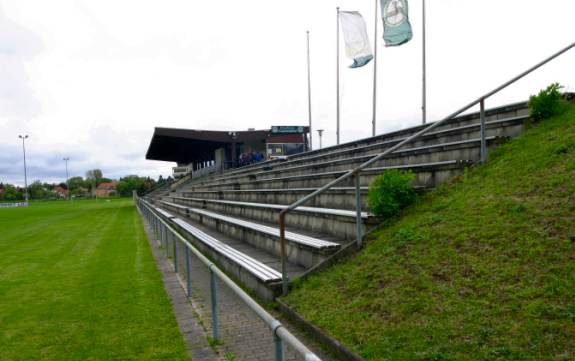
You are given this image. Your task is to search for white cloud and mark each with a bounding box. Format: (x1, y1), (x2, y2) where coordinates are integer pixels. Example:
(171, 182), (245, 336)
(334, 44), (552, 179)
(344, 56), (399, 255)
(0, 8), (42, 120)
(0, 0), (574, 185)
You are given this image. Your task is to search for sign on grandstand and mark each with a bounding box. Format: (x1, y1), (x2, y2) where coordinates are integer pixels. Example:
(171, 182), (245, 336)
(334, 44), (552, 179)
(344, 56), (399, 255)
(271, 126), (305, 134)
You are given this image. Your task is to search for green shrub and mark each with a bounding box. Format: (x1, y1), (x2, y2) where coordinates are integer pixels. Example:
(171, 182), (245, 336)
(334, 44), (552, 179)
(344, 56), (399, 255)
(528, 82), (566, 120)
(367, 169), (417, 218)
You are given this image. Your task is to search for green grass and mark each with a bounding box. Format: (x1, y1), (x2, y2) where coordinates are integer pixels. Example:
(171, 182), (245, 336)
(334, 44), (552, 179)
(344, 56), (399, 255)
(0, 198), (189, 360)
(284, 104), (575, 360)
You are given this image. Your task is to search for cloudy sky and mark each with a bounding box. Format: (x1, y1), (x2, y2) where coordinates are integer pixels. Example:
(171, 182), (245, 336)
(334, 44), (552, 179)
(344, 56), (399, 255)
(0, 0), (574, 185)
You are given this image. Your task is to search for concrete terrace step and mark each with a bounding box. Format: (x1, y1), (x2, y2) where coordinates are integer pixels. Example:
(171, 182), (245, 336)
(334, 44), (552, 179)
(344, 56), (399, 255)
(162, 195), (375, 240)
(282, 120), (521, 168)
(155, 207), (177, 219)
(247, 136), (502, 180)
(171, 218), (282, 282)
(160, 201), (341, 268)
(185, 160), (471, 191)
(149, 205), (303, 300)
(185, 136), (501, 190)
(167, 196), (372, 218)
(162, 201), (339, 249)
(193, 111), (526, 186)
(287, 102), (527, 163)
(175, 187), (370, 210)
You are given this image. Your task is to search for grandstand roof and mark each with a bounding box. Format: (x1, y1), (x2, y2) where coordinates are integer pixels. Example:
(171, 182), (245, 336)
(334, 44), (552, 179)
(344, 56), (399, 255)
(145, 127), (271, 163)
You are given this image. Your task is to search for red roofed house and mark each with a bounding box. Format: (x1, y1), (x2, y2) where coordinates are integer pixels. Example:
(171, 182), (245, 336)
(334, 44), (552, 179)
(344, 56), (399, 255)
(53, 186), (68, 198)
(95, 181), (118, 198)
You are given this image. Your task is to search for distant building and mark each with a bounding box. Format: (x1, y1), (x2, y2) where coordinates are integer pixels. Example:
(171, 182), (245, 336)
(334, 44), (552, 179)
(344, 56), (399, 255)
(52, 186), (68, 198)
(145, 126), (310, 178)
(95, 181), (118, 198)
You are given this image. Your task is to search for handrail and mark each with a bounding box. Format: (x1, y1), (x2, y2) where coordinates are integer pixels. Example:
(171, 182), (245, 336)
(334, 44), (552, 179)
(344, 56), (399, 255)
(0, 202), (28, 208)
(136, 197), (321, 361)
(141, 179), (174, 196)
(277, 42), (575, 296)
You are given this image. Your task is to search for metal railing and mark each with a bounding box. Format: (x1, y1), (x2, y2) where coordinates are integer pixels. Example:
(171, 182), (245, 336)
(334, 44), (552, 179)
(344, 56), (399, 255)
(141, 179), (175, 197)
(136, 197), (321, 361)
(0, 202), (28, 208)
(191, 163), (221, 178)
(277, 42), (575, 295)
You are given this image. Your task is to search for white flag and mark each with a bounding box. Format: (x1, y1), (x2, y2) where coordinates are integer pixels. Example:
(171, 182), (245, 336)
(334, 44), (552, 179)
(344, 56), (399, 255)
(340, 11), (373, 68)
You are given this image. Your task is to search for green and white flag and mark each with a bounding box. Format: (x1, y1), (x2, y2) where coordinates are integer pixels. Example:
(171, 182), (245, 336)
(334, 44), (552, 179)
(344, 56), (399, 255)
(380, 0), (413, 46)
(339, 11), (373, 68)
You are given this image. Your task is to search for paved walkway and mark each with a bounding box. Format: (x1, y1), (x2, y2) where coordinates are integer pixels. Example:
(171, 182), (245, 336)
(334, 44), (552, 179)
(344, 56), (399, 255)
(142, 213), (333, 361)
(143, 217), (220, 361)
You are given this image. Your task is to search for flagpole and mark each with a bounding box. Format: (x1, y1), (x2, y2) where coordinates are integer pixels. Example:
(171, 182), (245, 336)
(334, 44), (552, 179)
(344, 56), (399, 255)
(372, 0), (378, 137)
(422, 0), (427, 124)
(306, 30), (313, 151)
(336, 6), (341, 145)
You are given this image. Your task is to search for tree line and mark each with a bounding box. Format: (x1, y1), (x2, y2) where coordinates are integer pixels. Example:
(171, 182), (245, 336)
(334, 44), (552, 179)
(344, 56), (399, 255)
(0, 169), (172, 201)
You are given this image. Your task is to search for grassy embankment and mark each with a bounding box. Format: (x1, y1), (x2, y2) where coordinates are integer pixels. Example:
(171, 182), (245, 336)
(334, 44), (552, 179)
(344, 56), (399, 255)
(284, 103), (575, 360)
(0, 198), (189, 360)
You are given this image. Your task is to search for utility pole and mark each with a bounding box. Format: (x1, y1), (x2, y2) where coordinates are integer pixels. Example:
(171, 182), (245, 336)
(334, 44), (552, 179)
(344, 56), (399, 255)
(18, 135), (29, 204)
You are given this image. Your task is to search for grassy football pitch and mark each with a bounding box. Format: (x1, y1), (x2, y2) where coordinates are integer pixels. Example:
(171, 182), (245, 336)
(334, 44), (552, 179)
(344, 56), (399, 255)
(0, 198), (189, 360)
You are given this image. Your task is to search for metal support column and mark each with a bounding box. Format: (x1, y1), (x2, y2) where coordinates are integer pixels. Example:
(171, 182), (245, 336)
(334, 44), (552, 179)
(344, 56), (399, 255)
(164, 226), (169, 255)
(172, 234), (178, 273)
(480, 99), (487, 163)
(157, 220), (162, 245)
(209, 266), (220, 341)
(185, 247), (192, 297)
(274, 334), (284, 361)
(354, 173), (363, 248)
(279, 213), (288, 296)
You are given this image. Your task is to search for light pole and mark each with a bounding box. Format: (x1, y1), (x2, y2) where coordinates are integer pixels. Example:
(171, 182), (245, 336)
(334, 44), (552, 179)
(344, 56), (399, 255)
(18, 135), (29, 203)
(317, 129), (324, 149)
(63, 157), (70, 200)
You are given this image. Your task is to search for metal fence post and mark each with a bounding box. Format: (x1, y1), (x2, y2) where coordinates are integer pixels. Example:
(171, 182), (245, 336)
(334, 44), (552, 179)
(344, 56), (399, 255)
(155, 218), (159, 241)
(185, 247), (192, 297)
(480, 98), (487, 163)
(164, 225), (169, 255)
(209, 266), (220, 341)
(270, 320), (284, 361)
(172, 234), (178, 273)
(137, 199), (323, 361)
(279, 212), (289, 296)
(159, 221), (163, 249)
(274, 334), (284, 361)
(156, 218), (160, 241)
(355, 172), (364, 248)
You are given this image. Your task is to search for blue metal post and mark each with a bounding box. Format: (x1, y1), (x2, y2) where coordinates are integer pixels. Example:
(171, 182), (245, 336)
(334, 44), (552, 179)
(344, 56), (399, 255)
(274, 335), (284, 361)
(210, 267), (220, 341)
(164, 225), (169, 255)
(480, 99), (487, 163)
(155, 218), (159, 240)
(172, 234), (178, 273)
(355, 173), (363, 248)
(185, 247), (192, 297)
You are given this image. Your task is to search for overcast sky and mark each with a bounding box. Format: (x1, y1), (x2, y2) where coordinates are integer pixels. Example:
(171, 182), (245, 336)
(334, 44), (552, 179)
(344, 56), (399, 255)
(0, 0), (574, 185)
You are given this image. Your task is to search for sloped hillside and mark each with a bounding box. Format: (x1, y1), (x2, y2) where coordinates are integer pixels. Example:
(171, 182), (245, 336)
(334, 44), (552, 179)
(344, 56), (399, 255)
(283, 103), (575, 360)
